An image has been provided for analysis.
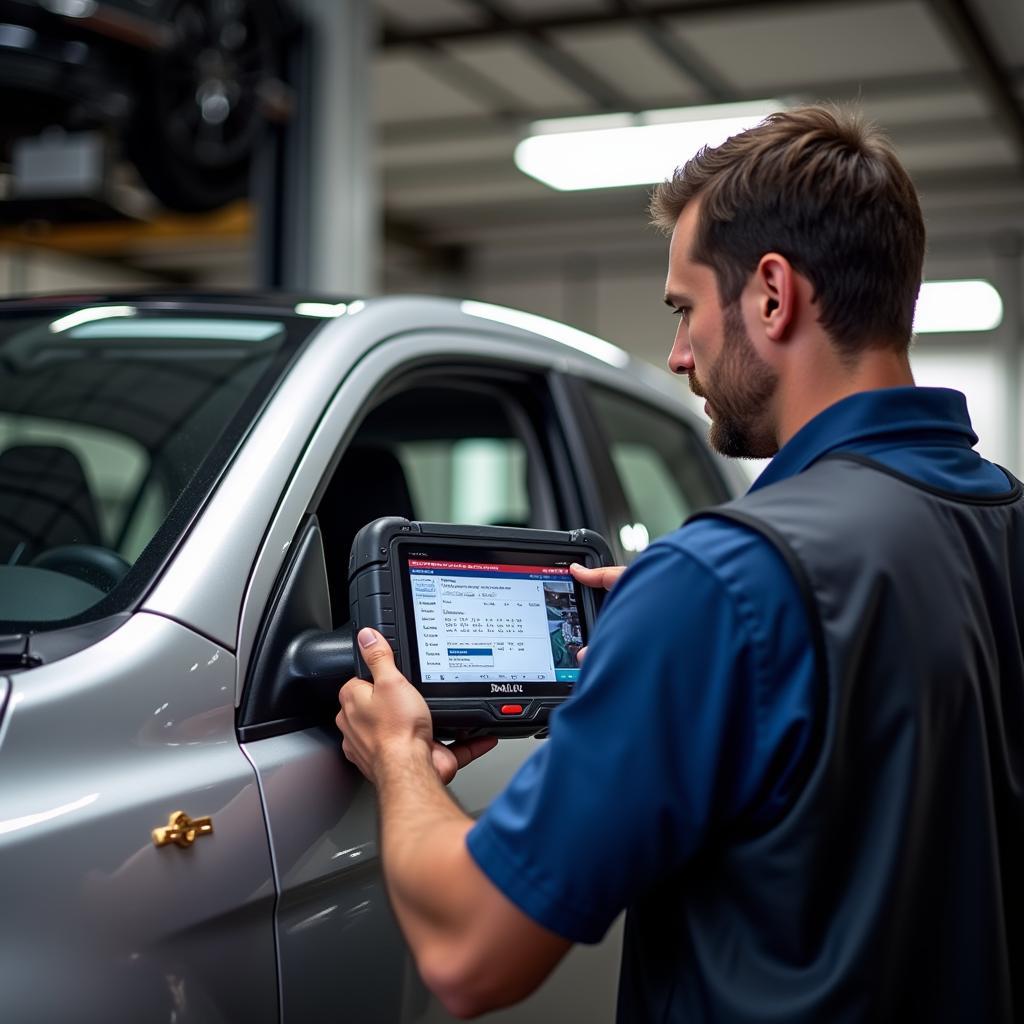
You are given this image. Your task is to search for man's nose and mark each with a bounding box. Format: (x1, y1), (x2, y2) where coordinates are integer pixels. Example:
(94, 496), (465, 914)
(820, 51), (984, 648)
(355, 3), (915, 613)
(668, 325), (694, 375)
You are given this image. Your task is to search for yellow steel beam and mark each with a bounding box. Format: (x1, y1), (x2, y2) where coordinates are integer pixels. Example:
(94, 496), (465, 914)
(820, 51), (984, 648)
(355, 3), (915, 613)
(0, 201), (252, 256)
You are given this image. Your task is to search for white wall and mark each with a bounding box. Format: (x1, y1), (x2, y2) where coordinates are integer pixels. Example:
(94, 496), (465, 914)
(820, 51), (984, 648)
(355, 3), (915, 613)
(0, 247), (152, 294)
(0, 243), (254, 296)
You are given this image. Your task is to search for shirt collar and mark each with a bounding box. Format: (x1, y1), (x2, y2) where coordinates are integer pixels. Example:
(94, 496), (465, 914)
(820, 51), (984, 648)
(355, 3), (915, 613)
(749, 387), (978, 493)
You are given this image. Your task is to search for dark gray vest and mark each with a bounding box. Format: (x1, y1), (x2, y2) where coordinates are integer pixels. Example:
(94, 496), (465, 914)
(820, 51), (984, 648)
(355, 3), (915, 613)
(618, 455), (1024, 1023)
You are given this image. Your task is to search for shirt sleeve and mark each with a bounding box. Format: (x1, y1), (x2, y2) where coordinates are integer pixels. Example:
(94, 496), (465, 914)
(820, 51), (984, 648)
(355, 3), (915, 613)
(466, 530), (815, 943)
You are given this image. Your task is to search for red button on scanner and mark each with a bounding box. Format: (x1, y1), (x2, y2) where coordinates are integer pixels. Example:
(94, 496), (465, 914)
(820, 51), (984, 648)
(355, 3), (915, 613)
(500, 704), (524, 716)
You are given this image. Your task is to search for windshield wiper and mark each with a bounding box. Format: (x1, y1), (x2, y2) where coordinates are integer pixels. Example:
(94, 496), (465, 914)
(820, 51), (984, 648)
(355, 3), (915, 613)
(0, 634), (42, 670)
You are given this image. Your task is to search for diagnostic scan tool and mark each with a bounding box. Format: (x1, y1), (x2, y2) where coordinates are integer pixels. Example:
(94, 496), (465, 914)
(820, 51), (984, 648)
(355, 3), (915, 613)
(348, 518), (612, 737)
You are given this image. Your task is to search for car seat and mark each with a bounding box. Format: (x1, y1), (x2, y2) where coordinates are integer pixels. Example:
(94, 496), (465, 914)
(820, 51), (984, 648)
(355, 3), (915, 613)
(0, 445), (102, 565)
(317, 444), (417, 625)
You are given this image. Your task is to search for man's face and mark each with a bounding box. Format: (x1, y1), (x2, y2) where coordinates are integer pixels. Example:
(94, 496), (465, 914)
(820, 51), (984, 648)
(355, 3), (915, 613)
(664, 203), (780, 459)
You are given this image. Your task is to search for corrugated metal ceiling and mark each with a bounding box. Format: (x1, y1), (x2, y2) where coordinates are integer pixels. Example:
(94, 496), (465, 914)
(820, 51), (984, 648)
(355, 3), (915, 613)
(375, 0), (1024, 256)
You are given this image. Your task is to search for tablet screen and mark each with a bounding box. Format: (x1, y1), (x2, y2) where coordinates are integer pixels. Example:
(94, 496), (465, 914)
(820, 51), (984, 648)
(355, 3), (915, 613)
(404, 553), (585, 687)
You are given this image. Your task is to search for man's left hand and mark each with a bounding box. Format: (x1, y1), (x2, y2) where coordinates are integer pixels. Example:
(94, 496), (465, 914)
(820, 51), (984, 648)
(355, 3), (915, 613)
(336, 627), (497, 786)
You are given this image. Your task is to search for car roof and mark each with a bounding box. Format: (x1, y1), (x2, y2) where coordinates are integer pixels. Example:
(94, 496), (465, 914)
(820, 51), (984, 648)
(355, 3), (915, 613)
(0, 289), (690, 409)
(0, 290), (351, 316)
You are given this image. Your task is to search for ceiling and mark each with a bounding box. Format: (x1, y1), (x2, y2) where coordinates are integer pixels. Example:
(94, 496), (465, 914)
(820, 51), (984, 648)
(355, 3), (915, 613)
(374, 0), (1024, 270)
(3, 0), (1021, 293)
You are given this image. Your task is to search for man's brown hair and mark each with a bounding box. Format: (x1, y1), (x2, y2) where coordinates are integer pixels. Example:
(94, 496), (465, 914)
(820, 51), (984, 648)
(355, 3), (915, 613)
(650, 105), (925, 354)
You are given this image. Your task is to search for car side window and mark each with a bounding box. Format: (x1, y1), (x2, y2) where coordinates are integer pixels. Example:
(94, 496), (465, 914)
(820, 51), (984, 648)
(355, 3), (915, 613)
(396, 438), (529, 527)
(316, 378), (561, 627)
(585, 385), (728, 558)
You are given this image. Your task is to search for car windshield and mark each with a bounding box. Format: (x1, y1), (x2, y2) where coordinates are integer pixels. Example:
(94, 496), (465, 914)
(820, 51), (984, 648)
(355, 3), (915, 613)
(0, 300), (318, 632)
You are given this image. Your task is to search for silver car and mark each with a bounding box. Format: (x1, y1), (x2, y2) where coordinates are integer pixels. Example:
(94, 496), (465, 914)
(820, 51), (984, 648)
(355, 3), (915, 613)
(0, 293), (739, 1023)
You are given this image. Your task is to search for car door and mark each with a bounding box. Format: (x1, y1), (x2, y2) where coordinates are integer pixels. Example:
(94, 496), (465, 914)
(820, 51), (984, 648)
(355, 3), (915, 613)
(236, 332), (628, 1023)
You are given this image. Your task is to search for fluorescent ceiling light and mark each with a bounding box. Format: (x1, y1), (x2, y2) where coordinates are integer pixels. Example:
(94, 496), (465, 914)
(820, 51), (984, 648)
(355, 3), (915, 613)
(461, 300), (630, 368)
(515, 100), (783, 191)
(914, 280), (1003, 334)
(619, 523), (650, 553)
(295, 301), (348, 318)
(49, 305), (135, 333)
(69, 318), (283, 341)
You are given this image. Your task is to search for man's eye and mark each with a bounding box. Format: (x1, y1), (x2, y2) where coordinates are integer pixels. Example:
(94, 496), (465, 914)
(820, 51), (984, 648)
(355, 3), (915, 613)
(672, 307), (690, 322)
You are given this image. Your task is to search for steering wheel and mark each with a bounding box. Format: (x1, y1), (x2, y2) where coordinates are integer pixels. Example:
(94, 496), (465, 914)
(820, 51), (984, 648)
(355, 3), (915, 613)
(30, 544), (132, 594)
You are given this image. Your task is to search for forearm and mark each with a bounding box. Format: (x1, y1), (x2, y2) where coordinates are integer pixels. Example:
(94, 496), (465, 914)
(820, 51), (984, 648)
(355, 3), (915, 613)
(374, 742), (568, 1017)
(376, 740), (476, 956)
(337, 629), (571, 1017)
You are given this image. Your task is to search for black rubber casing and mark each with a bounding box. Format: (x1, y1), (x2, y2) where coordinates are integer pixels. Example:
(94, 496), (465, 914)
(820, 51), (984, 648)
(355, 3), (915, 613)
(348, 518), (612, 738)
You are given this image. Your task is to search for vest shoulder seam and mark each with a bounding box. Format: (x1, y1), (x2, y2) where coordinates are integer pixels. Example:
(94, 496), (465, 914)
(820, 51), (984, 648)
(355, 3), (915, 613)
(687, 507), (831, 838)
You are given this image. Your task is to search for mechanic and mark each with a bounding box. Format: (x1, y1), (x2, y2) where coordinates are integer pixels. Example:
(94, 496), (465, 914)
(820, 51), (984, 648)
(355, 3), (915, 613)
(336, 105), (1024, 1021)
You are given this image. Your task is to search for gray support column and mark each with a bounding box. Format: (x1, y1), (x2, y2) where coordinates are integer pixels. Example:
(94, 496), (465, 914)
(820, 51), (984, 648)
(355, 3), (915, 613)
(306, 0), (378, 294)
(994, 234), (1023, 476)
(260, 0), (378, 295)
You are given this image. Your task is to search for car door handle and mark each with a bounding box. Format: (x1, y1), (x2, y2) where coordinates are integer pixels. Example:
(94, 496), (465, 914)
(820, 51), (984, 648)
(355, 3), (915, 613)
(152, 810), (214, 849)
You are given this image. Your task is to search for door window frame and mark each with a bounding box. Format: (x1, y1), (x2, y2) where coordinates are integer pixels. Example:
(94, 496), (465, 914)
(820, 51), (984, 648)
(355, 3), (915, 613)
(560, 375), (733, 560)
(239, 356), (598, 736)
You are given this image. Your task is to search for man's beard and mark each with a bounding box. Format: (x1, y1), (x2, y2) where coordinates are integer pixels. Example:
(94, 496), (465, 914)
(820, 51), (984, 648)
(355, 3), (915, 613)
(689, 303), (779, 459)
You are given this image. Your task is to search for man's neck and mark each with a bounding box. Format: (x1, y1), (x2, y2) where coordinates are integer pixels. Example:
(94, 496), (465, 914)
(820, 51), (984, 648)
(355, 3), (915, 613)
(775, 346), (915, 449)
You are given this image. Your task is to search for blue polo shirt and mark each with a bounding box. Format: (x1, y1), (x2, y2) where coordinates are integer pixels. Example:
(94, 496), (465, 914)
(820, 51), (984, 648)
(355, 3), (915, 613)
(466, 387), (1010, 943)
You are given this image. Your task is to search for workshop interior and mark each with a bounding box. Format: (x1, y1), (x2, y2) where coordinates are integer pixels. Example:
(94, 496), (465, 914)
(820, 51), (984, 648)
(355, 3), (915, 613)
(1, 2), (1023, 1023)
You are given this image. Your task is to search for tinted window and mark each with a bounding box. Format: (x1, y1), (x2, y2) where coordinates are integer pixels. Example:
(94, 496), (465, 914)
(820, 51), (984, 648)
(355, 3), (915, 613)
(0, 304), (313, 629)
(316, 381), (555, 626)
(397, 438), (529, 527)
(587, 386), (727, 557)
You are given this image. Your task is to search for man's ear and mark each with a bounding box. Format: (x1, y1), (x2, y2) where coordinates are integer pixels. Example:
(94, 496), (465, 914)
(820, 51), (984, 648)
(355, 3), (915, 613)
(754, 253), (796, 342)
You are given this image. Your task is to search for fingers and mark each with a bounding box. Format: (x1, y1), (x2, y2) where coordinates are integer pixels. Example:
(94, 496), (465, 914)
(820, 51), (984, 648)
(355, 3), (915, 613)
(430, 744), (457, 785)
(570, 563), (626, 591)
(336, 677), (366, 728)
(431, 735), (499, 785)
(356, 627), (402, 683)
(337, 675), (369, 708)
(451, 735), (499, 770)
(576, 645), (588, 665)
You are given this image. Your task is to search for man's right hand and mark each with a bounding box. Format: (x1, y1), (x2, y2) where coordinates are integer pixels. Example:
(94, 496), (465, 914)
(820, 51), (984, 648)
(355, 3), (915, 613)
(569, 562), (626, 664)
(570, 563), (626, 592)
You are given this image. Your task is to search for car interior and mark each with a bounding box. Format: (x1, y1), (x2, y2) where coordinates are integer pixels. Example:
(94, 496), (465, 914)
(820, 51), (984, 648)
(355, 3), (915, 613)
(0, 310), (305, 630)
(315, 376), (563, 629)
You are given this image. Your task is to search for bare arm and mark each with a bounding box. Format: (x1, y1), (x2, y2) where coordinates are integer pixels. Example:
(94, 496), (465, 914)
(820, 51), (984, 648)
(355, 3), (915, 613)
(338, 629), (571, 1019)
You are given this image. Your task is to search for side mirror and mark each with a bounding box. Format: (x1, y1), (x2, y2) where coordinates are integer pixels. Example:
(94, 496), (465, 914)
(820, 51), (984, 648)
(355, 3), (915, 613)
(286, 624), (357, 701)
(239, 519), (359, 739)
(243, 624), (356, 738)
